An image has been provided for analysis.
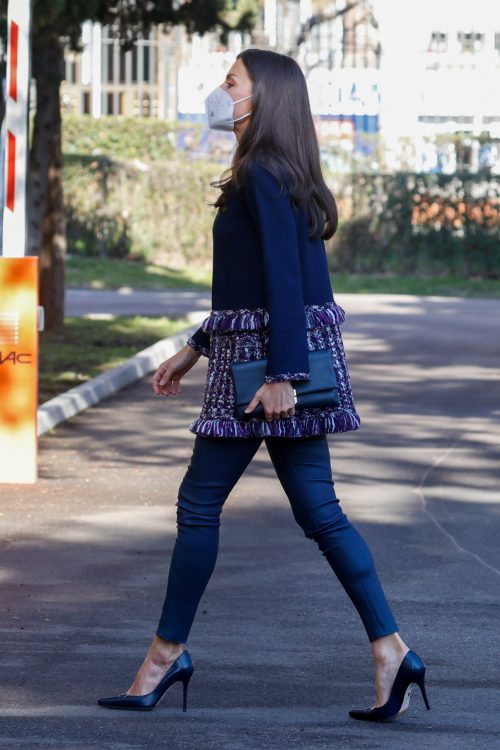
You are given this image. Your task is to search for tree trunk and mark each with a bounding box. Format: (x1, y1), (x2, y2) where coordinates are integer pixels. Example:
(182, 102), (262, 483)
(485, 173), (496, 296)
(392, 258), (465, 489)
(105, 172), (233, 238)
(28, 36), (66, 331)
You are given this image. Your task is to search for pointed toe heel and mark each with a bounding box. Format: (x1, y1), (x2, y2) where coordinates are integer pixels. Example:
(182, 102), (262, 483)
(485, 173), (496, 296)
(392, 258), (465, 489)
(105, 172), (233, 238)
(349, 649), (430, 723)
(97, 649), (194, 712)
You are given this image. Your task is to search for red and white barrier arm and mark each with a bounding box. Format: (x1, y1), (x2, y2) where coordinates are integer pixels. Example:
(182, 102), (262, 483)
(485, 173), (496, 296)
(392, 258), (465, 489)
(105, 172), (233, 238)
(2, 0), (32, 258)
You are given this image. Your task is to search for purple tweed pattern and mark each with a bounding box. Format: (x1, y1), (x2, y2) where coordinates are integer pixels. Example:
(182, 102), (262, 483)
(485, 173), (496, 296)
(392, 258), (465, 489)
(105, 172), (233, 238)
(186, 336), (210, 357)
(263, 371), (310, 384)
(187, 301), (361, 438)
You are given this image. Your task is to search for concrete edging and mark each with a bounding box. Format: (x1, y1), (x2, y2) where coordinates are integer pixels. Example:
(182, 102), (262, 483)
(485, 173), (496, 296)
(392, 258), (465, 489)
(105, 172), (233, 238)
(37, 322), (203, 437)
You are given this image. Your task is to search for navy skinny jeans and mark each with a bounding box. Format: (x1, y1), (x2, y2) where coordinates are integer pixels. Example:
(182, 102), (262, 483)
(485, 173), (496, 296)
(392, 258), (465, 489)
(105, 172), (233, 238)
(156, 433), (398, 644)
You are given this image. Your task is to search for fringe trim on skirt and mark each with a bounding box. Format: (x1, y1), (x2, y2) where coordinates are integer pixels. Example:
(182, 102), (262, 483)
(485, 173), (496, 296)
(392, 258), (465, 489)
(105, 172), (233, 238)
(201, 301), (346, 333)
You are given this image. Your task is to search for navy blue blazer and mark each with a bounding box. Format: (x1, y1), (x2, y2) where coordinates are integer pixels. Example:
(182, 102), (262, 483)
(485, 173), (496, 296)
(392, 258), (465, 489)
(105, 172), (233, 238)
(188, 159), (335, 382)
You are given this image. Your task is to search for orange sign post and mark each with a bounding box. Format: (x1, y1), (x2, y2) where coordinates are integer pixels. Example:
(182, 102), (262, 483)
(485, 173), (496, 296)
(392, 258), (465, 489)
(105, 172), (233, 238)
(0, 257), (38, 483)
(1, 1), (38, 483)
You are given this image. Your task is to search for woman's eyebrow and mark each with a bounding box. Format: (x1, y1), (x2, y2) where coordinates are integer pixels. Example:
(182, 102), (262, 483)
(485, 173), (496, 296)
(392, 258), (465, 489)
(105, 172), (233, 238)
(226, 73), (239, 80)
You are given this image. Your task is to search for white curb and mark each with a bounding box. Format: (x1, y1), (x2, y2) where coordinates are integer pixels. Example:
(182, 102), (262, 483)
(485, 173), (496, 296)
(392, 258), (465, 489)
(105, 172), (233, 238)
(37, 322), (204, 437)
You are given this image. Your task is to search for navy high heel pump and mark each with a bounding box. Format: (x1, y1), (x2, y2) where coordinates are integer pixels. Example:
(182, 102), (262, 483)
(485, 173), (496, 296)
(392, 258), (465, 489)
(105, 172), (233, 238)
(97, 649), (194, 712)
(349, 649), (430, 722)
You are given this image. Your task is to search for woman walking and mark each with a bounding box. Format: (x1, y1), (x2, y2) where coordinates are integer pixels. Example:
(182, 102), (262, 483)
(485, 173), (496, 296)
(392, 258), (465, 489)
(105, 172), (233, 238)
(97, 49), (430, 722)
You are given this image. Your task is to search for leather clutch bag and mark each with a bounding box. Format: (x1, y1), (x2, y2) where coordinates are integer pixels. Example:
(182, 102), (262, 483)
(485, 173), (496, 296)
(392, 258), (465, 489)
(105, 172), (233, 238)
(231, 347), (339, 421)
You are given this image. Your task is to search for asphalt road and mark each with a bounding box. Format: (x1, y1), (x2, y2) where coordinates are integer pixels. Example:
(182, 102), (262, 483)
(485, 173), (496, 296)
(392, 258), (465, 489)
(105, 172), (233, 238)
(1, 294), (499, 749)
(65, 288), (212, 318)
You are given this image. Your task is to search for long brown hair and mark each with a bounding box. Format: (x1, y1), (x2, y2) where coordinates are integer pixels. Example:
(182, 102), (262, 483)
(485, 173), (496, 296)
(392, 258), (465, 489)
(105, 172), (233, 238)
(210, 48), (338, 241)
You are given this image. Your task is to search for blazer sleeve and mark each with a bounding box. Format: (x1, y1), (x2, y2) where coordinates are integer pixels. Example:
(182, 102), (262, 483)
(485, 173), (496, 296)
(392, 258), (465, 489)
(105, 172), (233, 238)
(242, 161), (310, 383)
(186, 325), (210, 357)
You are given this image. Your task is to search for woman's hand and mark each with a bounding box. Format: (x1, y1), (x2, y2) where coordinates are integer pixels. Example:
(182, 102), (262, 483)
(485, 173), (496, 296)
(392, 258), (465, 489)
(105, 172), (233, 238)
(152, 345), (201, 397)
(244, 381), (296, 421)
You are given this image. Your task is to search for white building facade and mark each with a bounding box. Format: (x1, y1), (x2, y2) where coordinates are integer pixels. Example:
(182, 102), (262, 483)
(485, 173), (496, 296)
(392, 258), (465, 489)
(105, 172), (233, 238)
(58, 2), (500, 174)
(374, 0), (500, 172)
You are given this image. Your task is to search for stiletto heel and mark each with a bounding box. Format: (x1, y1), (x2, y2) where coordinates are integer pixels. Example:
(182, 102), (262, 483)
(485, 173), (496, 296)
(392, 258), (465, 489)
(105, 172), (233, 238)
(349, 649), (430, 722)
(97, 649), (194, 712)
(181, 672), (192, 712)
(416, 671), (431, 710)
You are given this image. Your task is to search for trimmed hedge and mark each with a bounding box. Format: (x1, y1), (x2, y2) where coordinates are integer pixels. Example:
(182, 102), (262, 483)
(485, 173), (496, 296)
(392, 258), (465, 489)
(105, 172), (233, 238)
(63, 153), (223, 265)
(61, 115), (500, 277)
(329, 172), (500, 277)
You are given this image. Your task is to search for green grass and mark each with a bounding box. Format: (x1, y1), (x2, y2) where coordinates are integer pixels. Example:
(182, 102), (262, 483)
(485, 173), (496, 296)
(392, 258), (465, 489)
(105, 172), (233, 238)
(38, 315), (193, 404)
(67, 257), (500, 298)
(331, 273), (500, 298)
(66, 256), (212, 290)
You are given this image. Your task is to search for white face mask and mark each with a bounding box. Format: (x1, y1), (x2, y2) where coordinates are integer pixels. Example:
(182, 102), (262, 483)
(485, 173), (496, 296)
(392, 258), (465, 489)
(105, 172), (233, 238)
(204, 86), (253, 131)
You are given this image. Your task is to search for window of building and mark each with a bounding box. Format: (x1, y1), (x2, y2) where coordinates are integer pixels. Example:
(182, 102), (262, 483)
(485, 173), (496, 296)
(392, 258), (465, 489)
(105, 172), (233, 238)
(119, 47), (127, 84)
(131, 44), (138, 83)
(417, 115), (474, 125)
(457, 31), (485, 53)
(143, 44), (150, 82)
(106, 41), (114, 82)
(429, 31), (447, 53)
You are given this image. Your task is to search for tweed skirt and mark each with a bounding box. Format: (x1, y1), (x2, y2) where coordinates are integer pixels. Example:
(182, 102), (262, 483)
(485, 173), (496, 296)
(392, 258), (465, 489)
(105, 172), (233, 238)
(187, 301), (361, 438)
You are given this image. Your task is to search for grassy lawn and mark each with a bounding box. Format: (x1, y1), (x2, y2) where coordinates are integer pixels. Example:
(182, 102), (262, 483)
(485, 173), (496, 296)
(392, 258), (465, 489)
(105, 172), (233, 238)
(330, 272), (500, 298)
(66, 256), (212, 290)
(38, 315), (192, 405)
(66, 257), (500, 298)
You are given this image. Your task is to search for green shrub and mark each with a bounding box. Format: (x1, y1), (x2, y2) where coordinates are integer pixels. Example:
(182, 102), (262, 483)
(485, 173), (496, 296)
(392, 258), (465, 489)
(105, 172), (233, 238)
(61, 115), (500, 277)
(62, 113), (185, 161)
(63, 153), (223, 265)
(328, 171), (500, 277)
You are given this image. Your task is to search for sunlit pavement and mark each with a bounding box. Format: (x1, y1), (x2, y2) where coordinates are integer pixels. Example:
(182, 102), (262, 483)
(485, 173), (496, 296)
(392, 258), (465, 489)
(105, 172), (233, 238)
(1, 294), (499, 749)
(65, 287), (212, 318)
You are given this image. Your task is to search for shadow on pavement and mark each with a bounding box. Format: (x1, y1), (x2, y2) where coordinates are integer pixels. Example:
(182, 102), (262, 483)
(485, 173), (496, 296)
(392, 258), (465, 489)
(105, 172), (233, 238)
(0, 295), (499, 749)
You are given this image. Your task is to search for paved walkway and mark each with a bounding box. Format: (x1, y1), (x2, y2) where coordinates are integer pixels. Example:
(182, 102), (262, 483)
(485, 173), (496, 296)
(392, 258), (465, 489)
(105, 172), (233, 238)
(1, 295), (499, 749)
(66, 287), (212, 317)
